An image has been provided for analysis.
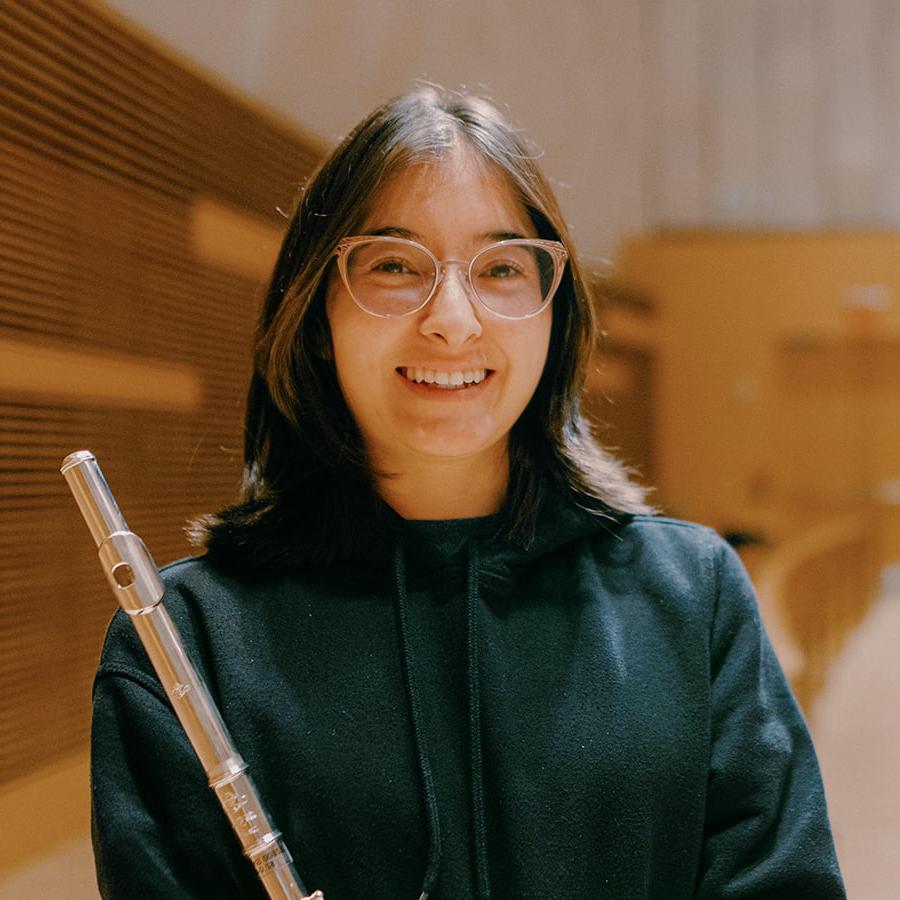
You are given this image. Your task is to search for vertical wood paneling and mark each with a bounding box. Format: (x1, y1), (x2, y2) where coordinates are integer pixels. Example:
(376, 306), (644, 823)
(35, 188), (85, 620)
(821, 0), (879, 223)
(576, 0), (645, 255)
(642, 0), (704, 227)
(705, 0), (760, 226)
(873, 0), (900, 224)
(102, 0), (900, 247)
(636, 0), (891, 234)
(549, 0), (645, 258)
(757, 0), (822, 226)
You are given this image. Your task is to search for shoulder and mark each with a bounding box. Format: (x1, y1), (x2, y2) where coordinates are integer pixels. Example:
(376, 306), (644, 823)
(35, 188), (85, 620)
(96, 554), (260, 684)
(581, 513), (755, 622)
(617, 513), (722, 549)
(595, 513), (731, 577)
(157, 553), (249, 601)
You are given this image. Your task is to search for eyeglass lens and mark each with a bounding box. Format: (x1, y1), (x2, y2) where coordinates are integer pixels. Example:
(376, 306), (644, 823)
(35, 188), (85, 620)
(343, 238), (557, 317)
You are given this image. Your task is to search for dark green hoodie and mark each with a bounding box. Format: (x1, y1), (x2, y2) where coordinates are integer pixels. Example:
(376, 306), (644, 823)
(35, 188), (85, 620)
(91, 495), (845, 898)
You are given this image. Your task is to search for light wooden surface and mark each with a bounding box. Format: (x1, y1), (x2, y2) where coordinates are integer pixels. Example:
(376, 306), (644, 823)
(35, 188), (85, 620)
(0, 836), (97, 899)
(101, 0), (900, 259)
(0, 752), (90, 877)
(618, 231), (900, 565)
(813, 568), (900, 900)
(0, 338), (202, 411)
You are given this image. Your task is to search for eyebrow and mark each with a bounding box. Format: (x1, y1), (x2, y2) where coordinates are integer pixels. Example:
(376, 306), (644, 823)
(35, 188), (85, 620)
(363, 226), (530, 243)
(365, 226), (420, 239)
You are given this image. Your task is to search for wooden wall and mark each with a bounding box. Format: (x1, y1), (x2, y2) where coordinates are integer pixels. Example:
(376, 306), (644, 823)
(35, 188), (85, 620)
(0, 0), (322, 789)
(5, 0), (900, 793)
(640, 0), (900, 232)
(101, 0), (900, 261)
(617, 231), (900, 567)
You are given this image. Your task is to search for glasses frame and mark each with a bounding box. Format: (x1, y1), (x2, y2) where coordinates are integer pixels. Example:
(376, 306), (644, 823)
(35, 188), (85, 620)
(333, 235), (569, 320)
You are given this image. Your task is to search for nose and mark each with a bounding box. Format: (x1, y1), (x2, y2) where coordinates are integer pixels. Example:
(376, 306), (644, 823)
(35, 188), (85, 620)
(417, 263), (482, 347)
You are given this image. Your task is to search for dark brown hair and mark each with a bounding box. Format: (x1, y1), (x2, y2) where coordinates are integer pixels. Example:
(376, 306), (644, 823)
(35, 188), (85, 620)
(194, 86), (651, 567)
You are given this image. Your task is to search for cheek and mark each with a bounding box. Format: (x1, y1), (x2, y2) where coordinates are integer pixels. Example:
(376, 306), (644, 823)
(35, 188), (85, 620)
(327, 295), (363, 402)
(516, 312), (553, 391)
(326, 294), (392, 409)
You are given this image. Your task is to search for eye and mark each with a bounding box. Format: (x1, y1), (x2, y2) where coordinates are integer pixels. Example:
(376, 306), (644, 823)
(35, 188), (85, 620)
(474, 244), (538, 282)
(476, 257), (530, 282)
(481, 260), (524, 279)
(372, 257), (417, 275)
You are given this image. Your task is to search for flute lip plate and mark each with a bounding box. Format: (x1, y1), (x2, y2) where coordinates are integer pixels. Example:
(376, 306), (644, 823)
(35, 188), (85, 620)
(60, 449), (96, 473)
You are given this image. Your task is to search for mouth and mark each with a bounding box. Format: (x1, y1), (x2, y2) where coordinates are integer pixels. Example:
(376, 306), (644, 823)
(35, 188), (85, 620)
(396, 366), (493, 390)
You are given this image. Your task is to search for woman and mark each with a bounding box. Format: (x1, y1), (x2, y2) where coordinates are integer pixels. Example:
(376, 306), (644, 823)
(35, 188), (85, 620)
(91, 87), (845, 899)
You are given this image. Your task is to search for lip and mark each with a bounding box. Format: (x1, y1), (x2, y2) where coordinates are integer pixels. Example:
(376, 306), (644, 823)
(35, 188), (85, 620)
(398, 361), (492, 372)
(395, 367), (494, 398)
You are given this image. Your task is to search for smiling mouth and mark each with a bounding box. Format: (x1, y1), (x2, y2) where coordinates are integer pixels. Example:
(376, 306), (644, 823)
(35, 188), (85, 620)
(397, 367), (493, 389)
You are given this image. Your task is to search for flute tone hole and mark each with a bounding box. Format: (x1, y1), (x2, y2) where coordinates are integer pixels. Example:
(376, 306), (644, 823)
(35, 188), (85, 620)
(112, 562), (135, 588)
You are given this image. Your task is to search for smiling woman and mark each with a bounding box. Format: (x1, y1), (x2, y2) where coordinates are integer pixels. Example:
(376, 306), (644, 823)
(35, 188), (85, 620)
(326, 152), (555, 519)
(89, 86), (846, 899)
(206, 86), (642, 552)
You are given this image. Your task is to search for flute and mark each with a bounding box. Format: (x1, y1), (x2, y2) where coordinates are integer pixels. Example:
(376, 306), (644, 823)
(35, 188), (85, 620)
(62, 450), (323, 900)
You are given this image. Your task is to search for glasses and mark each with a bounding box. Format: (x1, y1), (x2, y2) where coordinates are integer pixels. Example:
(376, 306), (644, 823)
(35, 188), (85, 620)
(333, 235), (568, 320)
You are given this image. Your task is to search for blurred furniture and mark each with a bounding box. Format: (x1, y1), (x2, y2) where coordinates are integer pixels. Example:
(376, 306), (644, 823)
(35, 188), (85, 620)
(752, 510), (878, 714)
(617, 232), (900, 568)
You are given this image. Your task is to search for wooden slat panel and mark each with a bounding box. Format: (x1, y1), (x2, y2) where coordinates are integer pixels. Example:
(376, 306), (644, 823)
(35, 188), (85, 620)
(873, 0), (900, 223)
(642, 0), (704, 227)
(820, 0), (878, 223)
(704, 0), (760, 225)
(0, 338), (203, 410)
(0, 0), (322, 786)
(757, 0), (822, 227)
(633, 0), (894, 232)
(3, 1), (320, 214)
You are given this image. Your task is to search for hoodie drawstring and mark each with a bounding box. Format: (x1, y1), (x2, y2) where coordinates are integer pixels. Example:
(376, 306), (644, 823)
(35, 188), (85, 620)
(466, 542), (491, 899)
(393, 542), (442, 899)
(393, 539), (492, 900)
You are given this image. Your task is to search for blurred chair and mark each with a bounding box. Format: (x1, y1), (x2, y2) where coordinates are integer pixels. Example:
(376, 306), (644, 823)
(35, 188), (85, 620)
(753, 509), (879, 714)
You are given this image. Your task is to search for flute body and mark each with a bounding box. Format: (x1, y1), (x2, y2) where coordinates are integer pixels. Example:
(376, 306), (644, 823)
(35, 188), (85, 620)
(62, 450), (323, 900)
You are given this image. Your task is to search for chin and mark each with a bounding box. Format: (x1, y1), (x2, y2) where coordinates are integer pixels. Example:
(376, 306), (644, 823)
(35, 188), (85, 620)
(405, 427), (505, 462)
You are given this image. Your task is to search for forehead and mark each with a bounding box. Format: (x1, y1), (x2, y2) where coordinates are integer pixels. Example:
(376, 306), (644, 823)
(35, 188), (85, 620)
(359, 150), (536, 243)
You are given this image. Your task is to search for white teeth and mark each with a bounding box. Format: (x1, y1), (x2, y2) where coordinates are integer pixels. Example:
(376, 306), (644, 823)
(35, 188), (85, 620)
(401, 368), (488, 386)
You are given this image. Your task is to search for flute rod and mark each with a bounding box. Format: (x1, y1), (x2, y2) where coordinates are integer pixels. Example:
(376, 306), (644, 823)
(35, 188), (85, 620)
(62, 450), (323, 900)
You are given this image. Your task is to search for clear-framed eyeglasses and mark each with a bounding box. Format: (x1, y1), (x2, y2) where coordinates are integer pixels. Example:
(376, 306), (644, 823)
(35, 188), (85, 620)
(333, 235), (569, 320)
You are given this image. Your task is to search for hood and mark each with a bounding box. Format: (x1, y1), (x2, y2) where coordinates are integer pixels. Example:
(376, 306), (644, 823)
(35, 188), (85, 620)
(204, 479), (631, 582)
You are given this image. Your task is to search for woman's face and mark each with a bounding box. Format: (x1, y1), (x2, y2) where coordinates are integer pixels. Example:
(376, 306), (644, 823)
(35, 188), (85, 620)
(325, 150), (553, 472)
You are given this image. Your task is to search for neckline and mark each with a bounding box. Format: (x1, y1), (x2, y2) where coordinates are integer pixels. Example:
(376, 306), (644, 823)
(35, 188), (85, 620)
(400, 514), (498, 562)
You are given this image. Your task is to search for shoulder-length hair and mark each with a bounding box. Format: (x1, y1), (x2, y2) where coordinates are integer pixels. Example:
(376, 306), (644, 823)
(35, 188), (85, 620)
(194, 86), (651, 566)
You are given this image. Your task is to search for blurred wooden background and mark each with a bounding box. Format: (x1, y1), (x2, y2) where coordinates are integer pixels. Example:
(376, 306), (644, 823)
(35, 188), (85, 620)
(2, 1), (899, 897)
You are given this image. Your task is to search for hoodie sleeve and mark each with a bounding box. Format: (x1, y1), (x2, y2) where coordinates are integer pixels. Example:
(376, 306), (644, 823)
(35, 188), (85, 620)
(696, 538), (846, 898)
(90, 611), (263, 899)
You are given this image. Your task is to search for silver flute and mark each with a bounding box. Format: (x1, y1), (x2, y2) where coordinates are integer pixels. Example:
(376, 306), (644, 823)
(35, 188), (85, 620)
(62, 450), (323, 900)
